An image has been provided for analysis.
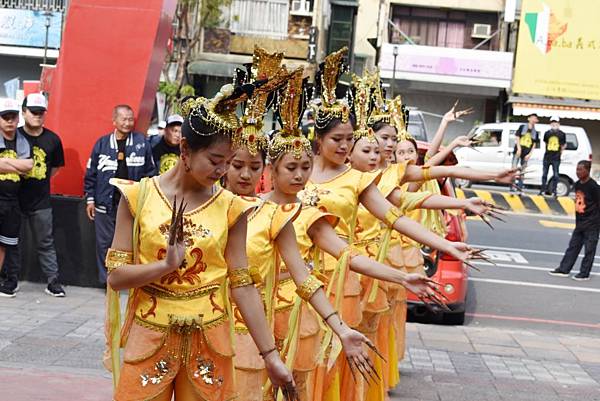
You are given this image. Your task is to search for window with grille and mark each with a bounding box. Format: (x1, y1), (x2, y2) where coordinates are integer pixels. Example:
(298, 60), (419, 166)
(229, 0), (289, 39)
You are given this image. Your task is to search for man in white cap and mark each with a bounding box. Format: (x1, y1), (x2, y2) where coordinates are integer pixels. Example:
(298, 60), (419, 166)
(0, 93), (66, 297)
(152, 114), (183, 174)
(540, 116), (566, 197)
(0, 98), (33, 297)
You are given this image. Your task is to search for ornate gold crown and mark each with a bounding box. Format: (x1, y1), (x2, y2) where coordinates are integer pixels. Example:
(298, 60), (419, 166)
(389, 96), (413, 141)
(351, 71), (377, 142)
(181, 84), (243, 136)
(236, 47), (290, 156)
(269, 68), (313, 161)
(315, 47), (350, 130)
(366, 69), (391, 126)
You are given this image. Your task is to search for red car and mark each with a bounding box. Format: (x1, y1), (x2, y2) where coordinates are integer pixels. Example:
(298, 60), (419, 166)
(405, 142), (469, 325)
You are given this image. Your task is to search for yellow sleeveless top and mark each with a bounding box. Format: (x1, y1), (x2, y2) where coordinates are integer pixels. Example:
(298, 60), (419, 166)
(299, 167), (380, 244)
(233, 200), (301, 332)
(112, 177), (255, 331)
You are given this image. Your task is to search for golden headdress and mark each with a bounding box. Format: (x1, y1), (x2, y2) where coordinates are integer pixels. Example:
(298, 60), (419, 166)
(269, 67), (313, 161)
(236, 46), (289, 156)
(314, 47), (351, 129)
(351, 71), (376, 142)
(181, 84), (247, 137)
(389, 96), (412, 141)
(366, 69), (391, 126)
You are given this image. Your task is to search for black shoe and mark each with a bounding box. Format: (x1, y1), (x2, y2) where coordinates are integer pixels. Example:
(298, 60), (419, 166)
(572, 273), (591, 281)
(0, 281), (17, 298)
(548, 269), (569, 277)
(45, 280), (66, 297)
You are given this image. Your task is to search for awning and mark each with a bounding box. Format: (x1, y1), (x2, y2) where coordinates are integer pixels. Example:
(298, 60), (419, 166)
(187, 60), (239, 78)
(509, 94), (600, 120)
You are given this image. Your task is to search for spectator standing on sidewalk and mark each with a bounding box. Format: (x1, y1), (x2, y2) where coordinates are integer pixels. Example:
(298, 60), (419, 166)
(152, 114), (182, 174)
(84, 105), (154, 284)
(511, 113), (539, 193)
(0, 98), (33, 297)
(540, 116), (566, 197)
(0, 94), (65, 297)
(549, 160), (600, 281)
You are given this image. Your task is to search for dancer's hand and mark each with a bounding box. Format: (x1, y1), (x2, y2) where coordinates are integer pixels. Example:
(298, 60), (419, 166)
(402, 273), (451, 312)
(165, 196), (186, 270)
(264, 351), (297, 400)
(451, 135), (473, 149)
(442, 100), (474, 123)
(494, 168), (520, 184)
(464, 198), (491, 216)
(339, 329), (383, 385)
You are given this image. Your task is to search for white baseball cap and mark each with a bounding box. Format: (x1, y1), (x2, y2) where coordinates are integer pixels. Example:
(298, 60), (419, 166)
(157, 120), (167, 129)
(166, 114), (184, 126)
(23, 93), (48, 112)
(0, 98), (20, 116)
(549, 116), (560, 122)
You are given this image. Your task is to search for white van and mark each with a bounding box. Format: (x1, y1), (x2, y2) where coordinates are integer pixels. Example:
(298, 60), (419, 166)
(454, 122), (593, 196)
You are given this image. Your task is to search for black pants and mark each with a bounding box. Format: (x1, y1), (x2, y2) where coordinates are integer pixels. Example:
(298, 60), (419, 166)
(541, 157), (560, 195)
(558, 227), (600, 277)
(95, 208), (117, 284)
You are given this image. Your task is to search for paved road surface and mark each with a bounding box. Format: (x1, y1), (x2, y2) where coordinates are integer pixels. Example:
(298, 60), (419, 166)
(463, 212), (600, 336)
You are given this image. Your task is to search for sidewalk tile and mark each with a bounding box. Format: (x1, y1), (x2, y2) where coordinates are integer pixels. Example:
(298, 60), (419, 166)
(473, 344), (525, 357)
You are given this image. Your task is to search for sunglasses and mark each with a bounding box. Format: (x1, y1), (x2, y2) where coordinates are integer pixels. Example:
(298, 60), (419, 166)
(0, 113), (18, 121)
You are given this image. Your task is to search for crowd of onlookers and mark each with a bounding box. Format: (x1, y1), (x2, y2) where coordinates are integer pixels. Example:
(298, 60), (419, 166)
(0, 95), (184, 297)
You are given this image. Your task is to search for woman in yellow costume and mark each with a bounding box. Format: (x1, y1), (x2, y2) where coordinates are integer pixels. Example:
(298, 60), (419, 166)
(104, 83), (301, 401)
(348, 71), (509, 399)
(226, 67), (449, 401)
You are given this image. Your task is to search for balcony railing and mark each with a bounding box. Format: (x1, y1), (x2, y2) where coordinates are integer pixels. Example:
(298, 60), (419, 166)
(0, 0), (66, 11)
(229, 0), (289, 39)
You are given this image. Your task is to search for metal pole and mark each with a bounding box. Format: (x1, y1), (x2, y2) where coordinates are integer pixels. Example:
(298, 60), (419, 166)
(43, 11), (52, 65)
(392, 46), (398, 97)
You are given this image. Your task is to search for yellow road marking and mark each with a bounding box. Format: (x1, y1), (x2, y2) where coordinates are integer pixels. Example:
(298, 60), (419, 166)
(539, 219), (575, 229)
(529, 195), (552, 215)
(501, 192), (526, 213)
(455, 188), (465, 200)
(473, 190), (495, 205)
(557, 197), (575, 216)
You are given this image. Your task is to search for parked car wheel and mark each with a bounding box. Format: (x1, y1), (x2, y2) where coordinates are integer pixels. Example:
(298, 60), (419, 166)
(442, 311), (465, 325)
(556, 177), (571, 197)
(453, 177), (471, 188)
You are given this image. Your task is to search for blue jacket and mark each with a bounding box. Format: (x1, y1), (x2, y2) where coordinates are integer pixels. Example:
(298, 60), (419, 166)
(84, 132), (155, 213)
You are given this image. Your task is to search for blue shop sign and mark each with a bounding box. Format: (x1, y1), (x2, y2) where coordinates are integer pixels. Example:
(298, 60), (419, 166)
(0, 8), (62, 48)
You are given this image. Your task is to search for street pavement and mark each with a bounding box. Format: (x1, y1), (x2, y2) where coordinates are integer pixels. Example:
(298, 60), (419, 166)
(1, 212), (599, 400)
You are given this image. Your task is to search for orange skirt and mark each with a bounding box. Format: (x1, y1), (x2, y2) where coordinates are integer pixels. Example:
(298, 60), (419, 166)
(114, 320), (236, 401)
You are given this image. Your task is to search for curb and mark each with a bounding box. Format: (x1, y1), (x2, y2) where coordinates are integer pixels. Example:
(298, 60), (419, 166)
(455, 188), (574, 216)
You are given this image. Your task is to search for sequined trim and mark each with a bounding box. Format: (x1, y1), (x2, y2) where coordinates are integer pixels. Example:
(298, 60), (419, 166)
(296, 275), (324, 301)
(153, 177), (223, 217)
(228, 268), (255, 288)
(142, 284), (220, 300)
(134, 314), (227, 333)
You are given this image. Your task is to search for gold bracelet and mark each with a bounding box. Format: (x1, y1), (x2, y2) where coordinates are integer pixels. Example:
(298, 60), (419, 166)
(248, 265), (262, 285)
(337, 245), (361, 260)
(421, 166), (432, 181)
(105, 249), (133, 273)
(383, 207), (403, 228)
(229, 268), (255, 289)
(296, 274), (324, 301)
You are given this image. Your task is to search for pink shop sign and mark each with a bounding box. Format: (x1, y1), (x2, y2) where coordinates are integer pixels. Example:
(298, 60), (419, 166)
(379, 45), (513, 81)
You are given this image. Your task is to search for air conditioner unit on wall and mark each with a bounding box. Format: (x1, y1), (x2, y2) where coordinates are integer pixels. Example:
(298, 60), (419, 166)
(471, 23), (491, 39)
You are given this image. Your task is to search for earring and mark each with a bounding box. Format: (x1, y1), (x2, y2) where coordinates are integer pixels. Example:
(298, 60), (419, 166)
(183, 159), (191, 172)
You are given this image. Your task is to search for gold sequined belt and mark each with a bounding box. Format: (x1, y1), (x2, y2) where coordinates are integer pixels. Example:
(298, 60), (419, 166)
(141, 284), (221, 300)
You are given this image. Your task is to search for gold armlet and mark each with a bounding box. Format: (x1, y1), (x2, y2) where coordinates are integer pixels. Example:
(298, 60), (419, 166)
(105, 249), (133, 273)
(384, 207), (403, 228)
(337, 245), (361, 260)
(421, 166), (432, 181)
(229, 268), (255, 289)
(248, 266), (262, 285)
(296, 275), (324, 301)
